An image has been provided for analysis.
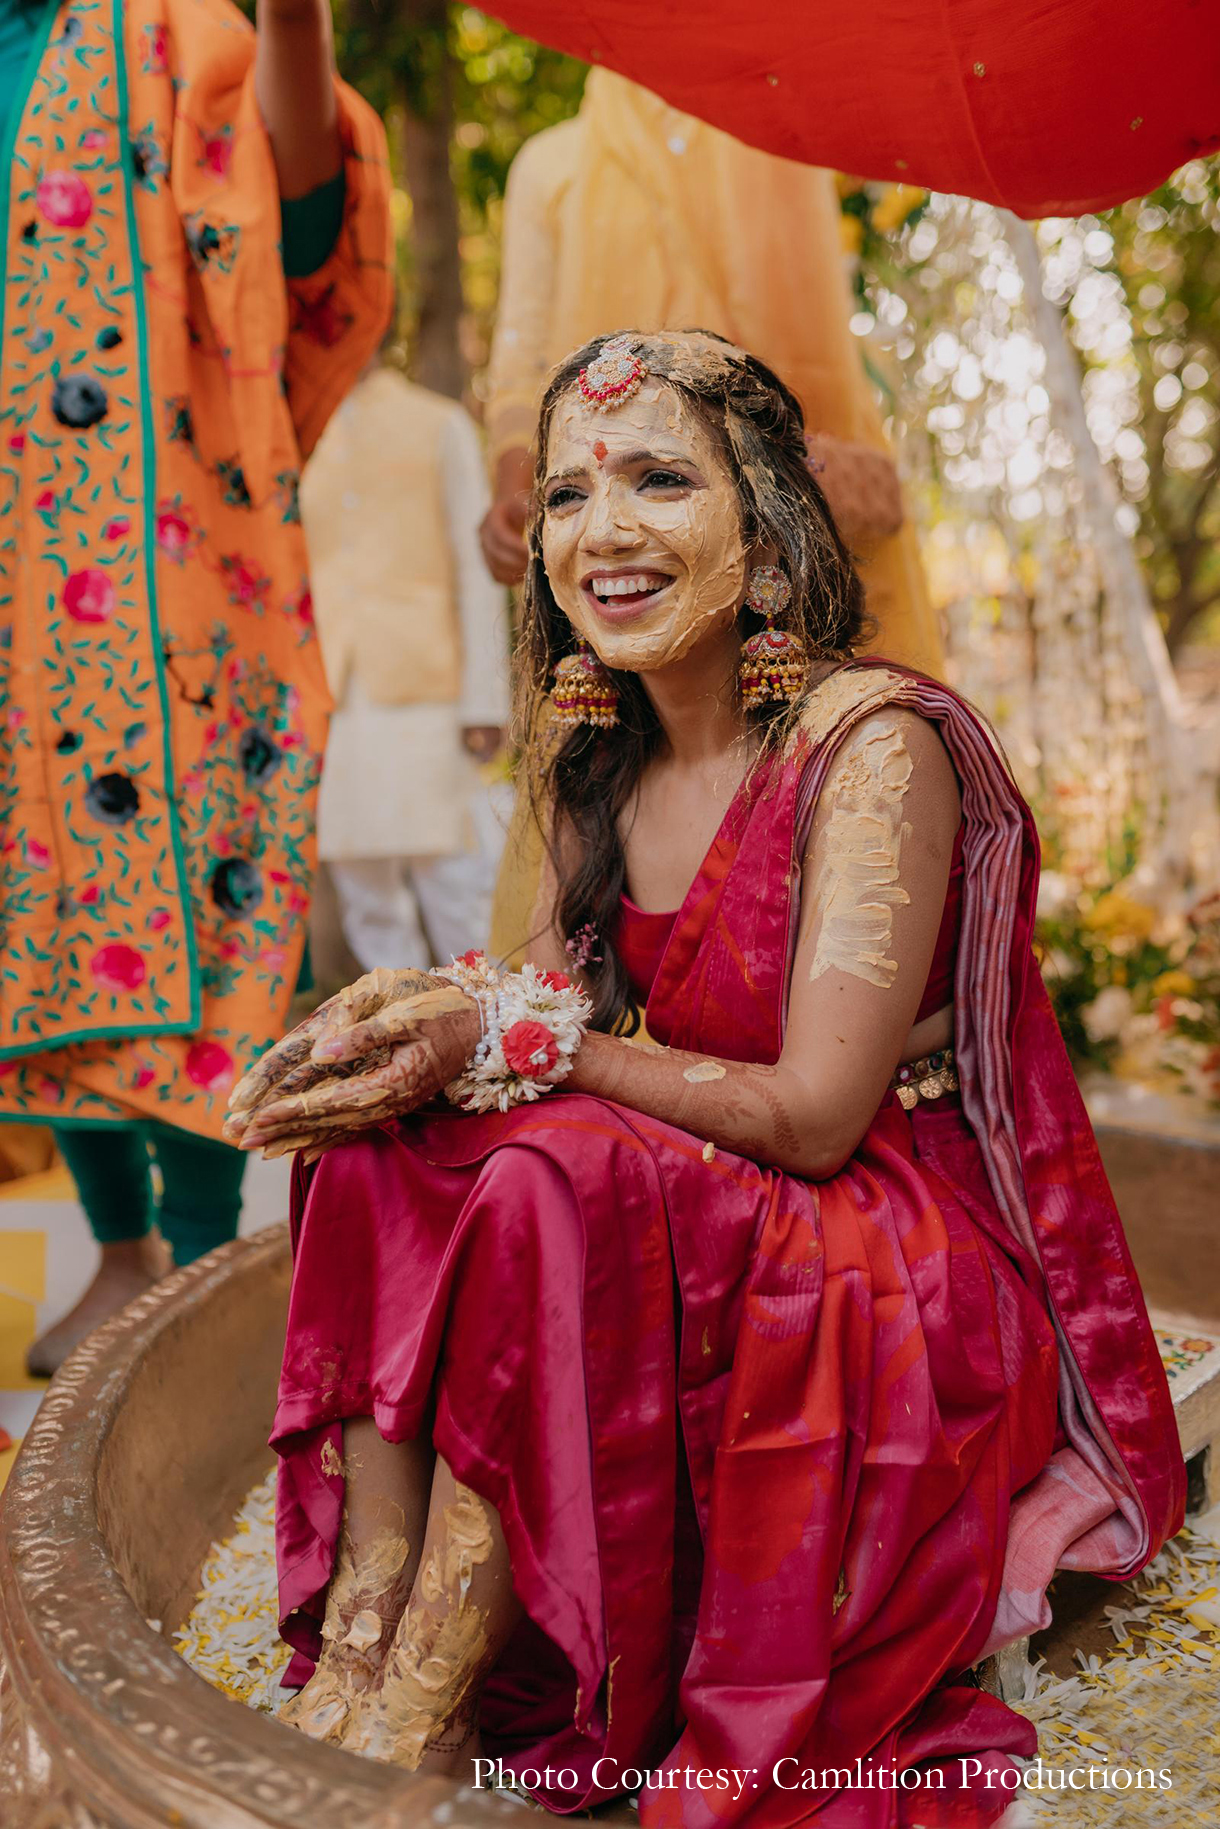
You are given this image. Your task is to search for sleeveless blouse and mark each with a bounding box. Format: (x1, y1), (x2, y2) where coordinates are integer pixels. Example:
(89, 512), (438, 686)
(617, 821), (965, 1016)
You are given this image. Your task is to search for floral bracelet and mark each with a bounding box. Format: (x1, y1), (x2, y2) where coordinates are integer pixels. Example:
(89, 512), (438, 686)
(431, 952), (592, 1114)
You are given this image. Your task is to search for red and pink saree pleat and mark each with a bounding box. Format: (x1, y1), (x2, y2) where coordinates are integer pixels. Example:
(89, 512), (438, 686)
(272, 663), (1182, 1826)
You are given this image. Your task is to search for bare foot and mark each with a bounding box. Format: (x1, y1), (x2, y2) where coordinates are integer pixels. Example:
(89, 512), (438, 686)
(25, 1237), (168, 1377)
(280, 1512), (414, 1744)
(278, 1666), (359, 1744)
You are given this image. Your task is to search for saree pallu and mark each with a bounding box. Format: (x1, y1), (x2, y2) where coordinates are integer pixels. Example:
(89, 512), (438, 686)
(273, 663), (1184, 1827)
(0, 0), (392, 1134)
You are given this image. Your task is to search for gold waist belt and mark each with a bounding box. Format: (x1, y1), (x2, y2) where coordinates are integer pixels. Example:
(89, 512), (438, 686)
(890, 1047), (958, 1109)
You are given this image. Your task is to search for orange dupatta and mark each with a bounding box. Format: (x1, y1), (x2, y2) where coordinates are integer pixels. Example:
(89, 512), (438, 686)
(0, 0), (391, 1135)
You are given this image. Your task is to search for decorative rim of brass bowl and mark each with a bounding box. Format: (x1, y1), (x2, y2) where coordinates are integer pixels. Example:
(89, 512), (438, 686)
(0, 1226), (526, 1829)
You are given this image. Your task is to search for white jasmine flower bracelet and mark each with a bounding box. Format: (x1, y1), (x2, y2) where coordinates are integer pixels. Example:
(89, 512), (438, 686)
(431, 952), (592, 1114)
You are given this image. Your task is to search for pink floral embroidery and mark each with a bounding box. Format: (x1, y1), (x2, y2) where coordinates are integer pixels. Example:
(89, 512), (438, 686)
(63, 566), (116, 624)
(133, 1064), (157, 1090)
(220, 554), (271, 611)
(91, 943), (147, 991)
(35, 489), (57, 513)
(154, 499), (197, 564)
(38, 1077), (65, 1105)
(142, 23), (168, 73)
(8, 435), (25, 455)
(186, 1040), (234, 1092)
(199, 128), (232, 176)
(80, 128), (108, 152)
(148, 907), (172, 932)
(24, 837), (51, 870)
(279, 585), (312, 629)
(102, 515), (131, 540)
(79, 884), (101, 906)
(36, 171), (93, 230)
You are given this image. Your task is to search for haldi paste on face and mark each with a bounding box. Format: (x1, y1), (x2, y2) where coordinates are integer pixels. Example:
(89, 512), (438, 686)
(542, 380), (747, 673)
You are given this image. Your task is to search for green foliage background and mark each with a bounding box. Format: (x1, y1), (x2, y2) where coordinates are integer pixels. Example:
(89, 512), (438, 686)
(332, 3), (586, 374)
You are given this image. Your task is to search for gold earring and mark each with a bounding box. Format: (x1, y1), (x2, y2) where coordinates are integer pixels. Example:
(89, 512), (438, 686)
(551, 640), (619, 730)
(739, 565), (806, 709)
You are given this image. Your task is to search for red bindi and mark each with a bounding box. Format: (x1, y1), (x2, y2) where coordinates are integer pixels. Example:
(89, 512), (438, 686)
(592, 439), (608, 464)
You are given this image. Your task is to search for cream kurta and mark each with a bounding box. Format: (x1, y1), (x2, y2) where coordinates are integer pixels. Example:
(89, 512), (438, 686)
(302, 370), (510, 861)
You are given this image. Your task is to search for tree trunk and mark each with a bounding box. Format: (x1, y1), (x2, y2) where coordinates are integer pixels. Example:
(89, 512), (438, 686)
(396, 0), (465, 400)
(1166, 591), (1220, 661)
(1000, 214), (1220, 892)
(1170, 534), (1207, 658)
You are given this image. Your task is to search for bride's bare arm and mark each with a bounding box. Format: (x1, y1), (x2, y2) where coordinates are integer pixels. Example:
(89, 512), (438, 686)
(563, 710), (961, 1179)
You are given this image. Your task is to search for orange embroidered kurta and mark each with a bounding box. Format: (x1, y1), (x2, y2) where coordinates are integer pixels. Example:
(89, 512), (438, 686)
(0, 0), (392, 1135)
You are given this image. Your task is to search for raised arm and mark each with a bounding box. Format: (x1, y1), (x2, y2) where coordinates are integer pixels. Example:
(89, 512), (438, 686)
(562, 710), (961, 1178)
(254, 0), (342, 199)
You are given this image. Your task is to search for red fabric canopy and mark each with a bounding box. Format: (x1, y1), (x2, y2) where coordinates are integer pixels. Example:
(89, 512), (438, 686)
(488, 1), (1220, 217)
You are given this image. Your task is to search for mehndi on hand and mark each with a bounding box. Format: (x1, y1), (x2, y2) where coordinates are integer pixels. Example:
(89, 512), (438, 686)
(224, 968), (477, 1158)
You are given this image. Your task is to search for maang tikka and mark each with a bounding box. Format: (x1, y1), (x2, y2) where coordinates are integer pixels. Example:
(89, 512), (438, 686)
(551, 640), (619, 730)
(578, 335), (648, 411)
(739, 565), (807, 709)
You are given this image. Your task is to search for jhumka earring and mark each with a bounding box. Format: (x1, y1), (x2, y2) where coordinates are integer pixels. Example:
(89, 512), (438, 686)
(739, 564), (807, 709)
(551, 642), (619, 730)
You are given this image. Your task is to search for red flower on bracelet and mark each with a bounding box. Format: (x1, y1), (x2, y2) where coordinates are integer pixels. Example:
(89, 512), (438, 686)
(502, 1020), (561, 1077)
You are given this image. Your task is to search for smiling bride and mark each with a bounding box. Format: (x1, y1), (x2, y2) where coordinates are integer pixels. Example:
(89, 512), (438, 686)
(226, 330), (1182, 1827)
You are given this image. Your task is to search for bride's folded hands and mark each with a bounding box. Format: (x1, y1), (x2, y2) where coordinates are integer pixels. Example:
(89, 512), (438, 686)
(224, 966), (479, 1153)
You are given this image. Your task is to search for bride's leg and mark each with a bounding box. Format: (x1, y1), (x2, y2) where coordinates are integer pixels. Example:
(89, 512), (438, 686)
(280, 1418), (435, 1741)
(345, 1454), (523, 1775)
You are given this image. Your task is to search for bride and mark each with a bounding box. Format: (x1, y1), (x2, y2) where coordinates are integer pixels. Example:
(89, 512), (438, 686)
(227, 330), (1181, 1826)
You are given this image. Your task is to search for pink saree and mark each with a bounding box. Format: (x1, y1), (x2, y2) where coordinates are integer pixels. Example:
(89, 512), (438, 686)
(272, 662), (1183, 1826)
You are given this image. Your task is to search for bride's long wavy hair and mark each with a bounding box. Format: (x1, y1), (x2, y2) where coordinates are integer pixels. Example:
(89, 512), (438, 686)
(514, 330), (868, 1035)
